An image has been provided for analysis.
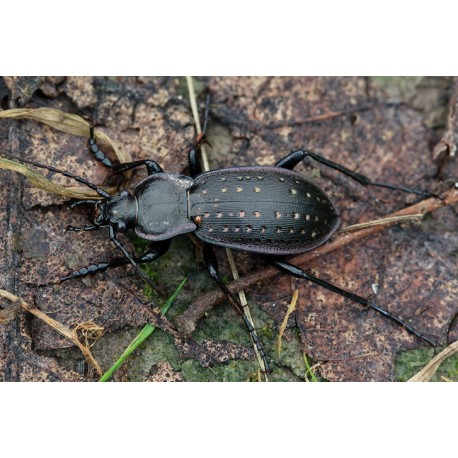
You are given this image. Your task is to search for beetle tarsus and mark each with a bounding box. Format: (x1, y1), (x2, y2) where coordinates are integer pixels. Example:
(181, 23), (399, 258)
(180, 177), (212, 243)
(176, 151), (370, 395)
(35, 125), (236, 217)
(65, 225), (99, 232)
(269, 259), (437, 347)
(59, 239), (171, 293)
(88, 126), (113, 168)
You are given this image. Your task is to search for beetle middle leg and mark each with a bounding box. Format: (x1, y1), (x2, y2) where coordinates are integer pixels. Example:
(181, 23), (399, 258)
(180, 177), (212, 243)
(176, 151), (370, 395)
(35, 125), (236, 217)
(188, 93), (211, 179)
(269, 258), (436, 346)
(112, 160), (163, 175)
(203, 244), (271, 372)
(276, 149), (440, 198)
(188, 147), (203, 179)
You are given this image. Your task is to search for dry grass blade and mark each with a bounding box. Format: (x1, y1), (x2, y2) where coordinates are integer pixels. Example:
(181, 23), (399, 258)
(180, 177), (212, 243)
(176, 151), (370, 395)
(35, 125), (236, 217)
(225, 247), (268, 377)
(186, 77), (268, 375)
(0, 288), (103, 376)
(0, 107), (90, 135)
(186, 77), (209, 171)
(277, 290), (299, 356)
(0, 156), (117, 199)
(0, 107), (131, 164)
(407, 340), (458, 382)
(0, 108), (130, 198)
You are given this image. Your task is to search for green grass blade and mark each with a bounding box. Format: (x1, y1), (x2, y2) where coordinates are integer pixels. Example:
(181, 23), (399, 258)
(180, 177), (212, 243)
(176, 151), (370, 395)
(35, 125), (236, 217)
(99, 277), (187, 382)
(303, 353), (320, 382)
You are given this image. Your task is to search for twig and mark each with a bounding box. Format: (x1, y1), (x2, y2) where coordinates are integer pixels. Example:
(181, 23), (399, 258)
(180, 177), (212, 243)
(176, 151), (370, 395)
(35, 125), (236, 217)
(342, 214), (424, 232)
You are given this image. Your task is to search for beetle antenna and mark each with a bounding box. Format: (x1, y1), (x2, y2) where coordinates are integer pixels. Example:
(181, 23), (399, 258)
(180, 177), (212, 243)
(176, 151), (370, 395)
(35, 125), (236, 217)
(1, 153), (111, 198)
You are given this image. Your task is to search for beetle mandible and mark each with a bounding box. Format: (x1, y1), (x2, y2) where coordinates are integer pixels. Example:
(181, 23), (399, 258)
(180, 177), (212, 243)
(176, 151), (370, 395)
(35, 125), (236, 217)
(3, 117), (440, 372)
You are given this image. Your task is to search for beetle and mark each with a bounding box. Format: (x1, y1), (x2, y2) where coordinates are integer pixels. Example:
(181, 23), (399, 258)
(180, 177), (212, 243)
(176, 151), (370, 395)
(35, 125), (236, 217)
(2, 123), (439, 372)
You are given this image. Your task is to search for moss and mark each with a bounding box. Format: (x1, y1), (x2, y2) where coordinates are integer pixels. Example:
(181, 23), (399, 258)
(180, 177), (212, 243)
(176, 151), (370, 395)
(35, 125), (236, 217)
(394, 347), (458, 382)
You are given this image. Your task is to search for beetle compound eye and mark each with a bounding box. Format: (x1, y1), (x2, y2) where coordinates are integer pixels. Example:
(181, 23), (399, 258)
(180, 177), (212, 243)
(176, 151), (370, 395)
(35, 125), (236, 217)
(117, 222), (127, 231)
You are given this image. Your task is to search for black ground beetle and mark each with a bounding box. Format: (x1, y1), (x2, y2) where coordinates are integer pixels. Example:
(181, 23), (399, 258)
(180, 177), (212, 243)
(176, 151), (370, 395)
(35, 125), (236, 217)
(3, 122), (439, 372)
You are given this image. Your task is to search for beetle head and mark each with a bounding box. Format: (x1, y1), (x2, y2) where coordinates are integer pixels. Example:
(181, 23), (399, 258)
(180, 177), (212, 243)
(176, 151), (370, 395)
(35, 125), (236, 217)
(93, 190), (137, 231)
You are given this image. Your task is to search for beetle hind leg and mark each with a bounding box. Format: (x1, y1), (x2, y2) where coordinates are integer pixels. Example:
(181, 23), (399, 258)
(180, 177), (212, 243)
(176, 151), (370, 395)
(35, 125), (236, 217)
(269, 258), (437, 346)
(203, 244), (272, 372)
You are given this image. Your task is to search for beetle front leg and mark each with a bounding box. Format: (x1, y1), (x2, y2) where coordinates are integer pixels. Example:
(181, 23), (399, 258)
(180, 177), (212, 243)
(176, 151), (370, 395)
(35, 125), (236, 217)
(269, 258), (437, 346)
(203, 244), (271, 372)
(60, 239), (171, 283)
(276, 149), (440, 198)
(112, 160), (163, 176)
